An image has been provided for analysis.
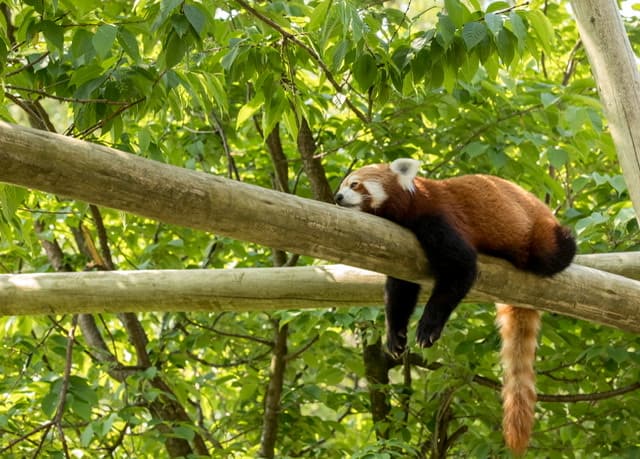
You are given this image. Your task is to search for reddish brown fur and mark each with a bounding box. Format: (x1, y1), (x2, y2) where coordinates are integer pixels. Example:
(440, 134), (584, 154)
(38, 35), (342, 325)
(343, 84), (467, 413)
(348, 165), (568, 274)
(343, 163), (574, 454)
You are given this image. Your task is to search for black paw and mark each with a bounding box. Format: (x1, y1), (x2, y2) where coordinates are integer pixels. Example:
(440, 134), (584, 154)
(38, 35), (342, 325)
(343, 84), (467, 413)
(386, 329), (407, 357)
(416, 319), (443, 348)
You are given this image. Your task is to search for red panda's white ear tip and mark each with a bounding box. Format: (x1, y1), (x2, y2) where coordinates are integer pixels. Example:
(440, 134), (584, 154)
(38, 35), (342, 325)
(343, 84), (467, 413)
(390, 158), (421, 179)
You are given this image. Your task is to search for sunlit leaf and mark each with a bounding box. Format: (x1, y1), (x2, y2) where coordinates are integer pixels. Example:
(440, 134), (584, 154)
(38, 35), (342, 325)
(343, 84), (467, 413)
(353, 52), (377, 90)
(462, 22), (487, 50)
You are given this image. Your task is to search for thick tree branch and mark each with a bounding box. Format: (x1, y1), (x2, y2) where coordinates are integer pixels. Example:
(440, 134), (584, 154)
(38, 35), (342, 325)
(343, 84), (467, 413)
(0, 121), (639, 332)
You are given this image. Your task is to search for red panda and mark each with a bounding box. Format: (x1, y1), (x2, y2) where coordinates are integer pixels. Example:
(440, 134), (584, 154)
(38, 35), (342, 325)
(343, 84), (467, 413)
(335, 158), (576, 455)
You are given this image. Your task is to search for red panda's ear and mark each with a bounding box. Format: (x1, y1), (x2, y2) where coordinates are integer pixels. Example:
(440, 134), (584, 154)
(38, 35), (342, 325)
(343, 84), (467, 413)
(390, 158), (420, 190)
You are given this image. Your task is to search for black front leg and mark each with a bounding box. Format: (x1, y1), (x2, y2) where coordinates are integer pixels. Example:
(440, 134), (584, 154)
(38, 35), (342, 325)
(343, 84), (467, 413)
(411, 215), (478, 347)
(384, 276), (421, 356)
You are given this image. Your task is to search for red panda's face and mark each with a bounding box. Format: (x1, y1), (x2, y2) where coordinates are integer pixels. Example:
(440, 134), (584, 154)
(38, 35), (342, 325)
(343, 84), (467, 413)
(334, 158), (421, 214)
(334, 164), (390, 212)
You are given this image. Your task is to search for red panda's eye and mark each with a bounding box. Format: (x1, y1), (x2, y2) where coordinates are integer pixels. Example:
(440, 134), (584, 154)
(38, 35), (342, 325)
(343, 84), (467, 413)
(350, 181), (359, 189)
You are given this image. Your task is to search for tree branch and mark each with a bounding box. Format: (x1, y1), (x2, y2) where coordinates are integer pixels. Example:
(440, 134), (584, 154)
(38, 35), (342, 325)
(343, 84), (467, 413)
(297, 117), (334, 203)
(1, 121), (640, 332)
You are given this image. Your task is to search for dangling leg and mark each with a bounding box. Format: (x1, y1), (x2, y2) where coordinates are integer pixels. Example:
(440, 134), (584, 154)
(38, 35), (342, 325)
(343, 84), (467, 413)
(411, 215), (478, 347)
(384, 276), (421, 356)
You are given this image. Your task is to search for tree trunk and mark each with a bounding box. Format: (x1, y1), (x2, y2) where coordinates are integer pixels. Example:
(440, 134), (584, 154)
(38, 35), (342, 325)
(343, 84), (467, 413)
(570, 0), (640, 220)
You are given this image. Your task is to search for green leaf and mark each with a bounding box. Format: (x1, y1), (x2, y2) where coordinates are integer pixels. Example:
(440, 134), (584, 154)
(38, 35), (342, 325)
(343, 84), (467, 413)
(164, 31), (188, 68)
(308, 0), (332, 31)
(117, 27), (141, 63)
(92, 24), (117, 59)
(609, 175), (628, 195)
(462, 141), (489, 158)
(437, 14), (456, 49)
(495, 28), (515, 65)
(221, 39), (243, 71)
(444, 0), (465, 28)
(548, 148), (568, 168)
(527, 9), (555, 55)
(540, 92), (558, 108)
(411, 48), (431, 82)
(40, 20), (64, 51)
(184, 4), (206, 38)
(485, 13), (503, 35)
(262, 86), (288, 137)
(486, 1), (511, 13)
(508, 11), (527, 43)
(236, 92), (264, 130)
(172, 425), (196, 441)
(80, 425), (94, 447)
(462, 22), (487, 50)
(428, 63), (444, 88)
(0, 37), (7, 68)
(152, 0), (183, 31)
(171, 13), (191, 38)
(353, 53), (377, 90)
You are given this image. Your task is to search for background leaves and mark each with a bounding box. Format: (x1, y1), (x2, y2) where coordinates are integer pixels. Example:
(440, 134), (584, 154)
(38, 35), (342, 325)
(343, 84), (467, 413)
(0, 0), (639, 457)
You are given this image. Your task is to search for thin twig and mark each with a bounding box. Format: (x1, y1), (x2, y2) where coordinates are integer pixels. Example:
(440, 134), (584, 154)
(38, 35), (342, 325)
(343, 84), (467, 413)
(6, 85), (133, 105)
(284, 334), (320, 362)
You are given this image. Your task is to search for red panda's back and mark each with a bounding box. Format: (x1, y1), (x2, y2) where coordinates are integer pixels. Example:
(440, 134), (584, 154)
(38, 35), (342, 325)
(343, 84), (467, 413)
(422, 175), (561, 267)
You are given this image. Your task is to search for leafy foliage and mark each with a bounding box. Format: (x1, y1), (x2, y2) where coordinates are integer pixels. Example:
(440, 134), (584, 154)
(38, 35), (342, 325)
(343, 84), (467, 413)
(1, 0), (639, 457)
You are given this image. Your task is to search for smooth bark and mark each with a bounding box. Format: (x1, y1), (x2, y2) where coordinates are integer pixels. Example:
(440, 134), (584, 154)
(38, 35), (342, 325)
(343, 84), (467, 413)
(1, 121), (640, 332)
(1, 258), (640, 333)
(571, 0), (640, 220)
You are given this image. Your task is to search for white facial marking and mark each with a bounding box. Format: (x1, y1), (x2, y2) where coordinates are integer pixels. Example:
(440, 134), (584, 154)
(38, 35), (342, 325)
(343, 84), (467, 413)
(390, 158), (421, 192)
(363, 180), (388, 208)
(337, 187), (363, 208)
(337, 175), (363, 209)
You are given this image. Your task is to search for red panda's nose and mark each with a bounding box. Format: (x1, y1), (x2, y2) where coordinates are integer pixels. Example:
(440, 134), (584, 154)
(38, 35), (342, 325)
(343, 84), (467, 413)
(335, 192), (344, 204)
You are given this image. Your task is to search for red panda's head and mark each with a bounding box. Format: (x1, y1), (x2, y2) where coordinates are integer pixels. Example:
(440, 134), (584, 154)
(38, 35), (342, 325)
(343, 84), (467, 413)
(335, 158), (420, 216)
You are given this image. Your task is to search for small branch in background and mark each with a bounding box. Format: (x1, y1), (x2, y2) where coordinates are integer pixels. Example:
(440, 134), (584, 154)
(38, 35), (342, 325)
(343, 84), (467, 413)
(5, 94), (56, 131)
(34, 220), (72, 272)
(362, 338), (392, 440)
(5, 85), (132, 105)
(76, 97), (145, 139)
(53, 314), (79, 459)
(562, 39), (583, 86)
(266, 124), (290, 194)
(1, 3), (16, 46)
(89, 205), (115, 270)
(284, 334), (319, 362)
(297, 117), (334, 203)
(211, 111), (240, 180)
(258, 320), (289, 459)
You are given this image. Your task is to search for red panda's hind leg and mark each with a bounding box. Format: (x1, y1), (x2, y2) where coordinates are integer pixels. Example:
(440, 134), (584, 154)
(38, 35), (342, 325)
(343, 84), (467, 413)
(384, 277), (421, 356)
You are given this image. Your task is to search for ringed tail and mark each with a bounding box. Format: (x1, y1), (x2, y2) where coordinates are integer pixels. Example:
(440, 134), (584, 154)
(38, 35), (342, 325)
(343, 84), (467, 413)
(496, 303), (541, 456)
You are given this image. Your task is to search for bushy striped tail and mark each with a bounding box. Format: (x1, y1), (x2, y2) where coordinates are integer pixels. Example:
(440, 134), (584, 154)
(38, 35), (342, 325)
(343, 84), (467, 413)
(496, 303), (541, 456)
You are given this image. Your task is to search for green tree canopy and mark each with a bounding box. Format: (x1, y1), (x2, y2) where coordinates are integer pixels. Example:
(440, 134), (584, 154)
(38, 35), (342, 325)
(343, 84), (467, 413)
(0, 0), (639, 457)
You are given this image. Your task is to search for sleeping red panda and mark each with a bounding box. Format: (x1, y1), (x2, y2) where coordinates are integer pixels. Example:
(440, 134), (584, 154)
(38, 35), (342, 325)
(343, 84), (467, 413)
(335, 158), (576, 455)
